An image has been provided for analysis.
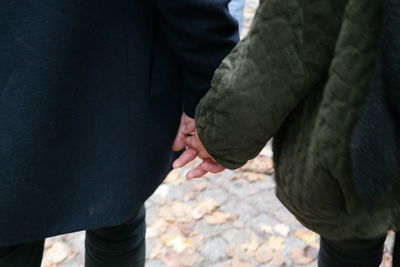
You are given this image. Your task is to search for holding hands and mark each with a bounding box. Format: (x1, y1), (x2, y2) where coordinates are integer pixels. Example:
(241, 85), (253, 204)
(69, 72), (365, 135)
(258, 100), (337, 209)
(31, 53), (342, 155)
(172, 114), (225, 179)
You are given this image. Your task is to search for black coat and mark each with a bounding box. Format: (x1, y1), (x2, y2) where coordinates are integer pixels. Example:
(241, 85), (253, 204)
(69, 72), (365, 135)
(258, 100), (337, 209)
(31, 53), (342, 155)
(0, 0), (238, 245)
(351, 0), (400, 202)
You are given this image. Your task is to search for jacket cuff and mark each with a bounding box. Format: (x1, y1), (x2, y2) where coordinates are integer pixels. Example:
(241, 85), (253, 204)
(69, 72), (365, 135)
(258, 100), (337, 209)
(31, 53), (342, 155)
(195, 106), (247, 170)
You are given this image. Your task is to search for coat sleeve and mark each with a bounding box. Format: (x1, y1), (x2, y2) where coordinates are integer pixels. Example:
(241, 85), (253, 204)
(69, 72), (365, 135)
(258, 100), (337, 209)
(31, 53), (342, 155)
(195, 0), (348, 169)
(151, 0), (239, 117)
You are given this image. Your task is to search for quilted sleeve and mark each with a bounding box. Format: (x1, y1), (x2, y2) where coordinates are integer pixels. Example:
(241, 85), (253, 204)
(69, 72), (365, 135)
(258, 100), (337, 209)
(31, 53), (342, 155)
(195, 0), (348, 169)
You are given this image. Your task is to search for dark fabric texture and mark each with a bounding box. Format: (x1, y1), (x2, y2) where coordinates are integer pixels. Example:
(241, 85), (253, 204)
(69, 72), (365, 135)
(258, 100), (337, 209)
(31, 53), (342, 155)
(0, 205), (147, 267)
(195, 0), (400, 240)
(0, 0), (238, 246)
(85, 205), (146, 267)
(384, 0), (400, 118)
(351, 0), (400, 202)
(318, 235), (386, 267)
(0, 240), (45, 267)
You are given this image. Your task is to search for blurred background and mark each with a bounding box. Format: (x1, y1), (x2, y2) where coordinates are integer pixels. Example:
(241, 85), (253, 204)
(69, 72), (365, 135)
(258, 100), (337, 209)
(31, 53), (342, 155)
(41, 1), (394, 266)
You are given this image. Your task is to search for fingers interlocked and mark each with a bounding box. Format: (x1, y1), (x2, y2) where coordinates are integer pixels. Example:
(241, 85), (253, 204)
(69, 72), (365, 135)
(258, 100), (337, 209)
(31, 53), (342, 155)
(172, 114), (225, 179)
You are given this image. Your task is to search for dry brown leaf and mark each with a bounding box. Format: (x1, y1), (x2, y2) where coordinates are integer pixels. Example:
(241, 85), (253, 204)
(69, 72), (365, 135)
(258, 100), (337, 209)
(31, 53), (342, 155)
(255, 244), (274, 264)
(223, 258), (254, 267)
(44, 239), (54, 249)
(159, 201), (192, 223)
(161, 248), (199, 267)
(204, 211), (238, 225)
(164, 169), (185, 185)
(176, 222), (196, 237)
(178, 250), (200, 266)
(225, 244), (252, 261)
(236, 171), (267, 183)
(294, 229), (319, 248)
(146, 219), (168, 238)
(150, 243), (167, 259)
(240, 155), (274, 174)
(259, 223), (274, 234)
(226, 244), (239, 258)
(188, 234), (204, 248)
(240, 234), (260, 257)
(188, 181), (208, 192)
(246, 188), (258, 196)
(289, 248), (315, 265)
(266, 236), (285, 251)
(165, 235), (193, 253)
(183, 192), (196, 201)
(191, 199), (221, 220)
(270, 250), (285, 265)
(42, 241), (71, 266)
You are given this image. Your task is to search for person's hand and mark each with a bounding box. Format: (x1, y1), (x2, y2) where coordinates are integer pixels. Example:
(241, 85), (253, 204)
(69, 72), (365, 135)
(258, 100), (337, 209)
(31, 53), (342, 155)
(172, 113), (196, 152)
(176, 135), (225, 178)
(172, 114), (225, 179)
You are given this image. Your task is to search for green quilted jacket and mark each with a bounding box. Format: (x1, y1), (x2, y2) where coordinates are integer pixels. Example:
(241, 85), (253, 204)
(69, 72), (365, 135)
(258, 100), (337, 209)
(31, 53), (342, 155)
(195, 0), (400, 240)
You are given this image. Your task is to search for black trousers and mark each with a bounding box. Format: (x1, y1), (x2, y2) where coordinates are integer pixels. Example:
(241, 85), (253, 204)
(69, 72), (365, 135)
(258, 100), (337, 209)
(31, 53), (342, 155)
(318, 235), (387, 267)
(0, 206), (146, 267)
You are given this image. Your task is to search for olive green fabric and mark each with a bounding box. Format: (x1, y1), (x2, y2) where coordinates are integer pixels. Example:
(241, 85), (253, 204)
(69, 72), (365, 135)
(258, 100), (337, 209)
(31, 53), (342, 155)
(196, 0), (400, 240)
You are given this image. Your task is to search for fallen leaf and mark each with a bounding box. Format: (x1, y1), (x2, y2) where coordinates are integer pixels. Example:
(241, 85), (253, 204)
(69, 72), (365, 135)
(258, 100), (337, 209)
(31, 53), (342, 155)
(160, 248), (200, 267)
(294, 229), (319, 248)
(259, 223), (274, 234)
(178, 250), (200, 266)
(273, 224), (290, 237)
(255, 244), (274, 263)
(146, 219), (168, 238)
(246, 188), (258, 196)
(270, 250), (285, 265)
(240, 155), (274, 174)
(240, 234), (260, 257)
(225, 244), (250, 261)
(44, 239), (54, 249)
(188, 234), (204, 248)
(176, 223), (196, 237)
(222, 258), (254, 267)
(165, 235), (193, 253)
(159, 201), (192, 223)
(164, 169), (185, 185)
(150, 243), (167, 259)
(191, 199), (221, 220)
(226, 244), (238, 258)
(183, 192), (196, 201)
(225, 235), (261, 261)
(204, 211), (238, 225)
(188, 181), (208, 192)
(153, 184), (170, 198)
(241, 172), (266, 183)
(42, 241), (71, 266)
(289, 247), (316, 265)
(265, 236), (285, 251)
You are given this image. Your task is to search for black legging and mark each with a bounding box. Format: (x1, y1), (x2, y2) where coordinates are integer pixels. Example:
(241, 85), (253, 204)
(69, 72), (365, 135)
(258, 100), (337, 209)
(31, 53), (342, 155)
(318, 235), (387, 267)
